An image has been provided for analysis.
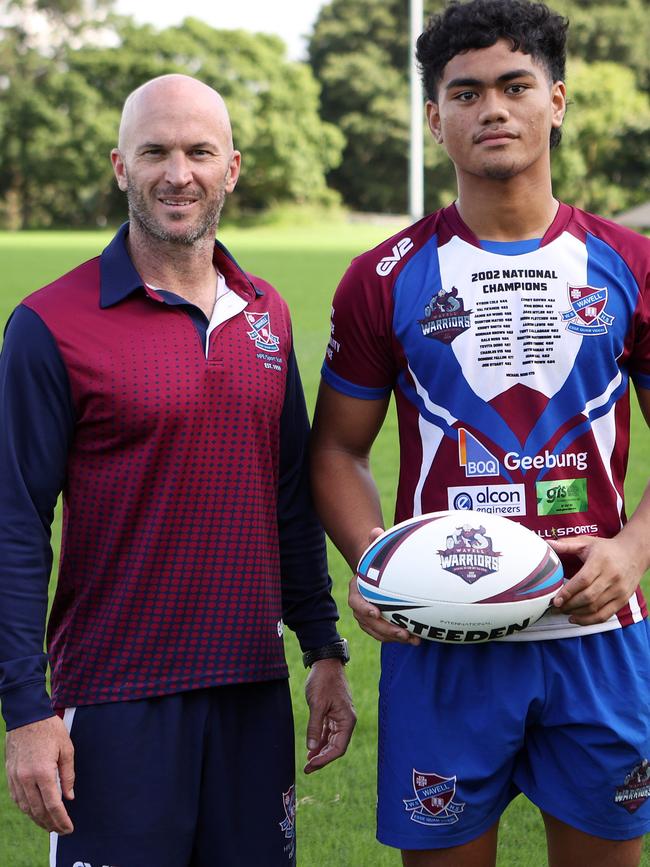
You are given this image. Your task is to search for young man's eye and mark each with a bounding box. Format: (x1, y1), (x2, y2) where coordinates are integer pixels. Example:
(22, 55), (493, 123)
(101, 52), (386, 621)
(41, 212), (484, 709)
(454, 91), (477, 102)
(507, 84), (528, 95)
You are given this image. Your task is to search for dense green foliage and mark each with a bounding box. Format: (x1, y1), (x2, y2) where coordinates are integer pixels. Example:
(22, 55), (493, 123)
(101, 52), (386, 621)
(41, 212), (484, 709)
(308, 0), (650, 215)
(0, 0), (649, 223)
(0, 3), (343, 228)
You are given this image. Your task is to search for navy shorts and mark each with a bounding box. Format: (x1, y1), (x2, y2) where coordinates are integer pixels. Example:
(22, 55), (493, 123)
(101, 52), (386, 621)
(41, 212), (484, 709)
(50, 680), (296, 867)
(377, 620), (650, 850)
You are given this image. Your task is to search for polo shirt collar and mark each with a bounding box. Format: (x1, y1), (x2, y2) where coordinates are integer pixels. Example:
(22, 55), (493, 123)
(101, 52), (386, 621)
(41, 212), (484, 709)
(99, 221), (263, 308)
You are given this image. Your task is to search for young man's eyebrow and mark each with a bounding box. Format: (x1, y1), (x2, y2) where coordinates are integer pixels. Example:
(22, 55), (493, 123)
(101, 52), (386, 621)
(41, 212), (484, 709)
(445, 69), (538, 90)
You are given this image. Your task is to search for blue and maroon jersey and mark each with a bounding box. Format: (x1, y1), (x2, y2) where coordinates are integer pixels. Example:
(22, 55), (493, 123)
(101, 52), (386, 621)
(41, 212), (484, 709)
(323, 203), (650, 640)
(0, 224), (339, 731)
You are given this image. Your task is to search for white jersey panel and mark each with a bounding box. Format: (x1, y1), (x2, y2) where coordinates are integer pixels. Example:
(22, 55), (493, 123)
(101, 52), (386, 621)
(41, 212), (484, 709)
(437, 233), (587, 403)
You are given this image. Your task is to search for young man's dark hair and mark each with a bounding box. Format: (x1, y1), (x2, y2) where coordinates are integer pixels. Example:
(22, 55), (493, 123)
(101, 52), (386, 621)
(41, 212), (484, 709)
(416, 0), (568, 147)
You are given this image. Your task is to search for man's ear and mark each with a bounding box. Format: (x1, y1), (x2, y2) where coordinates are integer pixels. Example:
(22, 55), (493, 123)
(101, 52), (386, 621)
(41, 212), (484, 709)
(551, 80), (567, 131)
(111, 149), (128, 192)
(426, 101), (443, 144)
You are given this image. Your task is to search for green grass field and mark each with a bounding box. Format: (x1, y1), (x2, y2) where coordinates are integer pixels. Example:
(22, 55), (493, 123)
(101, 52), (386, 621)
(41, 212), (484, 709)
(0, 222), (648, 866)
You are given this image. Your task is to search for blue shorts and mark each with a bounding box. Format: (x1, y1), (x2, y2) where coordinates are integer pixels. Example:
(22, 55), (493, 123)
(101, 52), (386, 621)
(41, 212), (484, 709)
(377, 619), (650, 850)
(51, 681), (296, 867)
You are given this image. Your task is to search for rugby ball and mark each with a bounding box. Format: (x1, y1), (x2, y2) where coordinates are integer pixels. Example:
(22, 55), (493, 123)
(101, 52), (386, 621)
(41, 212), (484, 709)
(356, 511), (564, 643)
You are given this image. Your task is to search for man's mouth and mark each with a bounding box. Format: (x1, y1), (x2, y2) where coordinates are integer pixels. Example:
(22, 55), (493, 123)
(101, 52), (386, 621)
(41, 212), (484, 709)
(475, 129), (517, 144)
(159, 198), (198, 207)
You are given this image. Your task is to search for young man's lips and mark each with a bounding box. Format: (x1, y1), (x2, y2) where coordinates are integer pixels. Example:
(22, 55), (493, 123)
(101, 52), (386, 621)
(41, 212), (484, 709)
(475, 130), (517, 144)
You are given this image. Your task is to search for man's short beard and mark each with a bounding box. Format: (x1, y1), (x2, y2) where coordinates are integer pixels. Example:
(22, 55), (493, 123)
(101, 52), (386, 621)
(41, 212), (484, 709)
(481, 161), (519, 181)
(125, 177), (226, 246)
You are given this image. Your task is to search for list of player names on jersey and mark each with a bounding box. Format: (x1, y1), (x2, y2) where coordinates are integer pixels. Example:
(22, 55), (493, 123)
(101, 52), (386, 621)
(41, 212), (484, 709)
(474, 294), (561, 375)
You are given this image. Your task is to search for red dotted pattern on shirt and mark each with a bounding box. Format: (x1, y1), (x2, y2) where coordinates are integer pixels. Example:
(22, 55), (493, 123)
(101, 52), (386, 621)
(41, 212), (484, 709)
(25, 260), (292, 708)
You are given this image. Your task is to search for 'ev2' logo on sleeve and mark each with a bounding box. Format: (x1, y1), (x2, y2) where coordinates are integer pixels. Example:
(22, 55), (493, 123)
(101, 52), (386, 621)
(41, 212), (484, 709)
(375, 237), (414, 276)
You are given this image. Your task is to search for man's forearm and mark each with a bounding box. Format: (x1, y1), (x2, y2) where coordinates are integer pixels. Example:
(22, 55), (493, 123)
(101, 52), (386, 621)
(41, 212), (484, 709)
(617, 479), (650, 577)
(311, 446), (384, 570)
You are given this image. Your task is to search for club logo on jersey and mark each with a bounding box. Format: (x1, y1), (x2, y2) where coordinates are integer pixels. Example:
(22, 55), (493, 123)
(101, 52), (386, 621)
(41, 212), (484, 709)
(404, 770), (466, 826)
(615, 759), (650, 813)
(375, 237), (414, 276)
(438, 524), (501, 583)
(561, 284), (615, 335)
(245, 311), (280, 352)
(458, 428), (500, 477)
(279, 784), (296, 858)
(419, 286), (472, 344)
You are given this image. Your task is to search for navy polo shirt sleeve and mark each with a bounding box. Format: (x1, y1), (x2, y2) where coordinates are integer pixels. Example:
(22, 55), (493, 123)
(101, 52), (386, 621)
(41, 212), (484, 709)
(0, 305), (74, 730)
(277, 347), (340, 651)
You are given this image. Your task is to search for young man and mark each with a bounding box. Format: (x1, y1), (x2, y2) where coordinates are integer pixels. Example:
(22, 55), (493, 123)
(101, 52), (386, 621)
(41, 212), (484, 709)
(0, 74), (355, 866)
(311, 1), (650, 864)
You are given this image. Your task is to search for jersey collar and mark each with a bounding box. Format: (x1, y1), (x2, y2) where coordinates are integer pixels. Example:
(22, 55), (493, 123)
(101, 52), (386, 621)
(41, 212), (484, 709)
(441, 201), (574, 249)
(99, 222), (263, 308)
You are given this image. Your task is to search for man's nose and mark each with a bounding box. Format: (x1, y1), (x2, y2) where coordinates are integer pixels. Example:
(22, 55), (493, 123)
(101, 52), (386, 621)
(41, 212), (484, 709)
(478, 91), (510, 125)
(164, 153), (193, 187)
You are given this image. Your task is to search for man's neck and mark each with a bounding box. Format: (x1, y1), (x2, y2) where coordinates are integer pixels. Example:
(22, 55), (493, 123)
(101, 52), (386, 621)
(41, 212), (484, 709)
(455, 173), (559, 242)
(127, 222), (219, 318)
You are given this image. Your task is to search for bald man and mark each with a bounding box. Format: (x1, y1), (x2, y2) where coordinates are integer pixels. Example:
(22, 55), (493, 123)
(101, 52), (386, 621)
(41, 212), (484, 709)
(0, 75), (355, 866)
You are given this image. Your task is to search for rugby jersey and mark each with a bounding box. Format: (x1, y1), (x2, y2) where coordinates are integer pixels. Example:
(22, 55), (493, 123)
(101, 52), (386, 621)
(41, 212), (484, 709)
(0, 223), (339, 731)
(323, 203), (650, 640)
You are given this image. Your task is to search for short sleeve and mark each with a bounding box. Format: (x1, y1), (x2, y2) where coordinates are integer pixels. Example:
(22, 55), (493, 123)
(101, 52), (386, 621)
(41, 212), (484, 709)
(322, 256), (397, 399)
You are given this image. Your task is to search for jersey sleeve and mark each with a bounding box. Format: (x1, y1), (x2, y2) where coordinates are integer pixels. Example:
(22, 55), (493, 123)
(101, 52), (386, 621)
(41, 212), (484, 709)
(0, 305), (74, 730)
(277, 346), (340, 650)
(321, 256), (397, 399)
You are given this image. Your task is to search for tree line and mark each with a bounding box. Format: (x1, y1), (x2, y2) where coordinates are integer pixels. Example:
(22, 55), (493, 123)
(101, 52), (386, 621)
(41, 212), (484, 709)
(1, 0), (649, 229)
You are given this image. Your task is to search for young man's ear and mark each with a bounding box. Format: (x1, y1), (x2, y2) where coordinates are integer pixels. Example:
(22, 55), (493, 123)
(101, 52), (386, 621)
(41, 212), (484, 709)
(426, 101), (444, 144)
(551, 80), (567, 132)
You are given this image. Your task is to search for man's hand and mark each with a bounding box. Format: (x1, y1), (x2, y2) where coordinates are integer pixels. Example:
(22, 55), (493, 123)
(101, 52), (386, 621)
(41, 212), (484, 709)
(303, 658), (356, 774)
(348, 527), (422, 645)
(5, 715), (75, 834)
(550, 535), (645, 625)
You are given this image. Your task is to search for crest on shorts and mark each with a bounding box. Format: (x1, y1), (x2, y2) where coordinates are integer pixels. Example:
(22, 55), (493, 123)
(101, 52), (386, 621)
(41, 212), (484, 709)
(279, 784), (296, 857)
(438, 524), (501, 584)
(418, 286), (472, 344)
(245, 310), (280, 352)
(404, 769), (465, 825)
(561, 284), (614, 335)
(614, 759), (650, 813)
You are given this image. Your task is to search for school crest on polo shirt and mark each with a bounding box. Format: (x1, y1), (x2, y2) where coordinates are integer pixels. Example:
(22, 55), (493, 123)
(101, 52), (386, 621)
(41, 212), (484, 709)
(279, 784), (296, 859)
(403, 769), (465, 826)
(245, 310), (280, 352)
(561, 284), (614, 335)
(614, 759), (650, 813)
